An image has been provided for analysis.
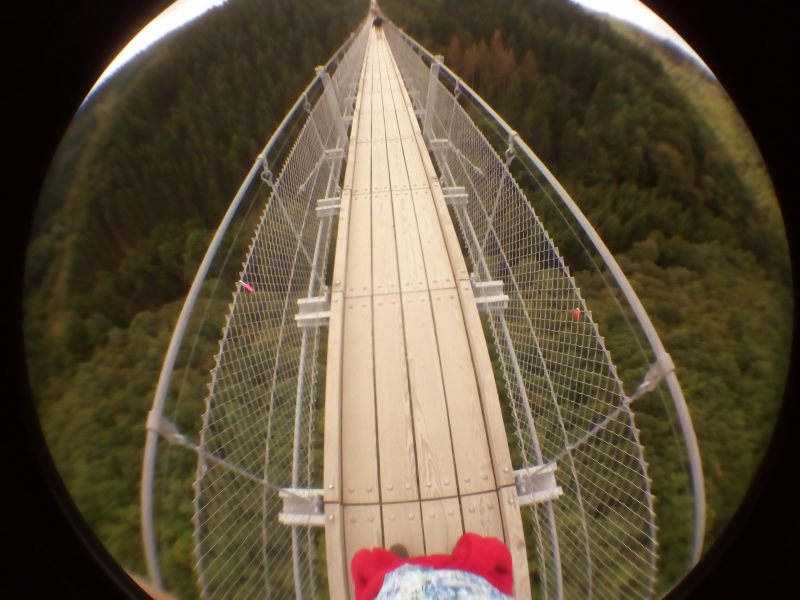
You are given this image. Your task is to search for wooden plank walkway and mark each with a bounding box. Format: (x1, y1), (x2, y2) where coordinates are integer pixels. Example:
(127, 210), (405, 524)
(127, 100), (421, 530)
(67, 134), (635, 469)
(323, 25), (530, 599)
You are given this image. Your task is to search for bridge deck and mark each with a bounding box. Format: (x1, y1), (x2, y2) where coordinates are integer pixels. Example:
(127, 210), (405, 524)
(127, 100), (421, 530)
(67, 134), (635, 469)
(323, 26), (530, 599)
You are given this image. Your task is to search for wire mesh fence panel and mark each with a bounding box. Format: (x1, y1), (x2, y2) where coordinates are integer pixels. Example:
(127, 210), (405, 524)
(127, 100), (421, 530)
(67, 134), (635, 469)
(191, 23), (369, 600)
(384, 25), (433, 112)
(145, 14), (702, 599)
(386, 21), (658, 600)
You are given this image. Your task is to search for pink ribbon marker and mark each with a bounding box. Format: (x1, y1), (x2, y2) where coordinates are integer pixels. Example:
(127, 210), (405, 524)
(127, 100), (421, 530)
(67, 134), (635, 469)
(240, 281), (255, 293)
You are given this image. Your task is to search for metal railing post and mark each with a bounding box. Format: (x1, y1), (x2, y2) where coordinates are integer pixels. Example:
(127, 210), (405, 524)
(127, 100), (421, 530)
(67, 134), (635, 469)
(422, 55), (443, 139)
(316, 66), (349, 149)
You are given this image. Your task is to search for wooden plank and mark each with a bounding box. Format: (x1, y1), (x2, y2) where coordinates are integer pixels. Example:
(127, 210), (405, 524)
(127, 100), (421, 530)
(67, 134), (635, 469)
(427, 180), (470, 283)
(340, 298), (379, 504)
(401, 290), (458, 500)
(385, 139), (409, 190)
(351, 38), (373, 195)
(410, 188), (455, 291)
(373, 295), (418, 503)
(370, 191), (399, 296)
(429, 290), (496, 495)
(351, 140), (373, 196)
(370, 105), (390, 193)
(344, 192), (371, 298)
(370, 59), (385, 133)
(379, 46), (468, 290)
(380, 66), (402, 142)
(371, 138), (389, 191)
(393, 92), (418, 141)
(379, 41), (468, 289)
(382, 48), (412, 112)
(461, 491), (505, 541)
(419, 497), (463, 555)
(409, 123), (440, 184)
(456, 280), (516, 488)
(390, 190), (427, 293)
(382, 501), (425, 558)
(399, 137), (428, 190)
(330, 189), (351, 297)
(376, 29), (402, 96)
(385, 65), (403, 95)
(356, 80), (373, 141)
(497, 486), (533, 600)
(370, 38), (392, 199)
(381, 35), (422, 120)
(355, 37), (374, 141)
(324, 502), (348, 600)
(339, 30), (371, 193)
(380, 56), (410, 193)
(352, 83), (373, 185)
(382, 41), (442, 193)
(323, 290), (345, 503)
(384, 78), (428, 193)
(343, 504), (383, 600)
(382, 55), (435, 195)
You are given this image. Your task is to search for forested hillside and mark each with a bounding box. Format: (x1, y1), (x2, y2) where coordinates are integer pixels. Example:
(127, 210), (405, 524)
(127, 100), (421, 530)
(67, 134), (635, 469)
(379, 0), (792, 591)
(25, 0), (791, 598)
(25, 0), (364, 594)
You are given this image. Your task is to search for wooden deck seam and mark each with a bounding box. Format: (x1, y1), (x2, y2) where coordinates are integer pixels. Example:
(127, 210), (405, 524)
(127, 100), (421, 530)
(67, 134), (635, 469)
(367, 32), (387, 550)
(375, 33), (428, 553)
(326, 481), (519, 508)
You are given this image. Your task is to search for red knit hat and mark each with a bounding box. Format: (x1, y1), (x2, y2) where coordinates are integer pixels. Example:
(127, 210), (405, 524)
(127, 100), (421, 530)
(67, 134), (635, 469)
(351, 533), (514, 600)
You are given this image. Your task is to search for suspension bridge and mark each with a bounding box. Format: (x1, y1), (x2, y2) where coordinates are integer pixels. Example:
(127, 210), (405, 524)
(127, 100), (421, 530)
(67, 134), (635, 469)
(141, 6), (705, 599)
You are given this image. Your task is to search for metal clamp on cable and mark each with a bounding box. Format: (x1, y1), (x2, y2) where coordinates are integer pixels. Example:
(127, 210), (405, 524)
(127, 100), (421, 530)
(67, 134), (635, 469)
(515, 462), (563, 506)
(630, 352), (675, 402)
(504, 131), (519, 166)
(278, 489), (326, 527)
(260, 155), (274, 187)
(146, 410), (187, 447)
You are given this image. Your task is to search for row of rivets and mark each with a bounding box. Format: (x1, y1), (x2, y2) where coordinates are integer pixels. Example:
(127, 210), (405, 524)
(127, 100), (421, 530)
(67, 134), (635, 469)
(327, 504), (495, 522)
(385, 482), (414, 492)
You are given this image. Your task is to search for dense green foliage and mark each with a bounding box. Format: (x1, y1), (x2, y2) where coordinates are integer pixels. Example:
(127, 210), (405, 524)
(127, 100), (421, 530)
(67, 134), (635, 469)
(26, 0), (364, 594)
(380, 0), (791, 592)
(25, 0), (790, 597)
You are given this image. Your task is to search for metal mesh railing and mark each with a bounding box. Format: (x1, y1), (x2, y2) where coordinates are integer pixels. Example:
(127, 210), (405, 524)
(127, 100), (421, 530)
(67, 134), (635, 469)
(193, 23), (368, 600)
(141, 19), (369, 600)
(384, 20), (705, 600)
(144, 14), (703, 600)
